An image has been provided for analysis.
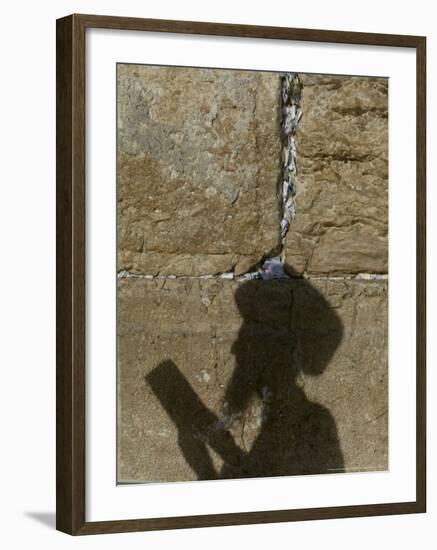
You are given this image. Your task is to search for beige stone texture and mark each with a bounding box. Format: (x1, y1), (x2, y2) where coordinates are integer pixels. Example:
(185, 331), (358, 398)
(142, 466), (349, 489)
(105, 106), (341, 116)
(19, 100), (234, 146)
(116, 67), (389, 483)
(117, 65), (282, 276)
(284, 75), (389, 275)
(118, 278), (387, 482)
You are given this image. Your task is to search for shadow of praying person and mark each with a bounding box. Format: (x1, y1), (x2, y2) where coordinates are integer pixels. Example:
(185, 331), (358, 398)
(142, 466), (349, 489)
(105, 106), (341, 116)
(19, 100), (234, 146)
(146, 268), (344, 480)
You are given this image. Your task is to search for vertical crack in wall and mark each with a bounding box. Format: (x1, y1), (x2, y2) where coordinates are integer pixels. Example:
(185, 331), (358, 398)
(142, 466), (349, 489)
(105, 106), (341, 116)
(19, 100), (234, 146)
(257, 73), (302, 280)
(280, 73), (302, 244)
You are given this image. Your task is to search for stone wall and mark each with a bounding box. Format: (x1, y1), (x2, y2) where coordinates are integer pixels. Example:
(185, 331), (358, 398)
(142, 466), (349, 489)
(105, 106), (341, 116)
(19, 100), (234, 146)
(283, 75), (388, 275)
(118, 65), (282, 276)
(117, 65), (388, 482)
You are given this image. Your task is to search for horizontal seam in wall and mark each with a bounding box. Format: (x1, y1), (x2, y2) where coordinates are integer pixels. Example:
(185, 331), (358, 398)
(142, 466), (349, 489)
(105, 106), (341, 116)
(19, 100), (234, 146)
(117, 271), (388, 281)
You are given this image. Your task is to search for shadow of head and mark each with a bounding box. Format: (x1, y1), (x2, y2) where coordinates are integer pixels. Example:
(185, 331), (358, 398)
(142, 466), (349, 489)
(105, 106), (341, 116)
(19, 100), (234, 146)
(231, 270), (344, 378)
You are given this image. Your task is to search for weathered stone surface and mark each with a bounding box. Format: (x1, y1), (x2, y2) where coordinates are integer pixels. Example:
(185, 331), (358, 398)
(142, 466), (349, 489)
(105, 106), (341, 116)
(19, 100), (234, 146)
(117, 65), (282, 276)
(117, 278), (387, 482)
(116, 68), (389, 483)
(284, 75), (388, 275)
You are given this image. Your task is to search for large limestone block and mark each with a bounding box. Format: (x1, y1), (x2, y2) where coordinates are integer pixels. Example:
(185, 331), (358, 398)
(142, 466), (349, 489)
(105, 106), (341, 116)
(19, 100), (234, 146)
(284, 75), (389, 275)
(117, 65), (282, 276)
(117, 277), (387, 482)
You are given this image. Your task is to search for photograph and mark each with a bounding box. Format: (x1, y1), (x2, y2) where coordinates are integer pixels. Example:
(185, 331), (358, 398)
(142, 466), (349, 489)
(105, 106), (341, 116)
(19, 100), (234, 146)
(116, 64), (389, 483)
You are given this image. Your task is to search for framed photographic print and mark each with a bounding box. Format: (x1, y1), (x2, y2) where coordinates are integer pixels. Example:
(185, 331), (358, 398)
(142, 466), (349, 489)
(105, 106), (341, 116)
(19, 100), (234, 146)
(56, 14), (426, 535)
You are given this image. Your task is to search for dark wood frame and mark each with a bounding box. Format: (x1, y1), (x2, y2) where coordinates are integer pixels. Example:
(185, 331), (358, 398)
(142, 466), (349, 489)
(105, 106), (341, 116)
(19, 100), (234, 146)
(56, 13), (427, 535)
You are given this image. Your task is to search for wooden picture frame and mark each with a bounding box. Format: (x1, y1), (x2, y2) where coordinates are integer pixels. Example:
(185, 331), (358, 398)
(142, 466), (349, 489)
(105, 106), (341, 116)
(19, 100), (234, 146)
(56, 13), (426, 535)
